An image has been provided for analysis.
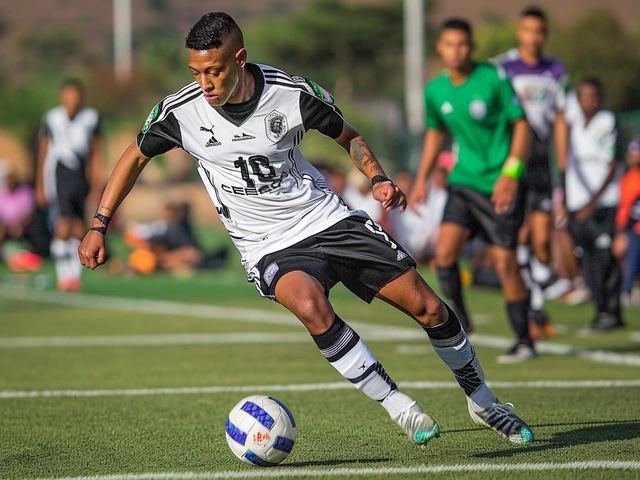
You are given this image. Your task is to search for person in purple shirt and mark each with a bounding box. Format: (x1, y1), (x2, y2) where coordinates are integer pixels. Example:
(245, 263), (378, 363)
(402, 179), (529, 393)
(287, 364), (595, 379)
(0, 169), (35, 247)
(492, 6), (572, 340)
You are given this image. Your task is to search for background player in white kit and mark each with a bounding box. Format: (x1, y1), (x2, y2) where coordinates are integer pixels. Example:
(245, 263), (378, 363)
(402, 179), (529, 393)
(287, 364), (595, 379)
(36, 79), (103, 292)
(78, 12), (534, 447)
(492, 7), (572, 338)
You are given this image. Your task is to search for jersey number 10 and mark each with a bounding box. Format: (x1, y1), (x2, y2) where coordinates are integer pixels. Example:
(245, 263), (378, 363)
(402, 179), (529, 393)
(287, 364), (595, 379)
(234, 155), (276, 188)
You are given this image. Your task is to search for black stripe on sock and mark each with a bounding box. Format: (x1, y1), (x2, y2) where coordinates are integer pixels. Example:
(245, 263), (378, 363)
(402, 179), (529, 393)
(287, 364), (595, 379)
(312, 315), (361, 363)
(311, 316), (346, 350)
(452, 352), (482, 396)
(424, 303), (465, 347)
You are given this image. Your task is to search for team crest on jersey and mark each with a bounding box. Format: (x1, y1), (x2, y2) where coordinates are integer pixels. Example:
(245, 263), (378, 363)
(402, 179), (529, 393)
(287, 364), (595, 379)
(200, 125), (222, 147)
(469, 99), (487, 120)
(142, 103), (160, 133)
(265, 110), (288, 143)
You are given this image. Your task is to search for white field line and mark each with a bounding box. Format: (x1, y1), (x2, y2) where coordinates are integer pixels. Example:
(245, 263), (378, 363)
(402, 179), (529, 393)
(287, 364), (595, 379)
(2, 285), (640, 367)
(0, 330), (425, 348)
(31, 461), (640, 479)
(2, 379), (640, 399)
(0, 285), (408, 340)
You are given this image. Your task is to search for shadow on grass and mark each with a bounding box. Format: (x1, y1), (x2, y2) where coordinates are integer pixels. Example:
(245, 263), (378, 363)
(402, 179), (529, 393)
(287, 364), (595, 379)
(473, 419), (640, 459)
(285, 457), (392, 467)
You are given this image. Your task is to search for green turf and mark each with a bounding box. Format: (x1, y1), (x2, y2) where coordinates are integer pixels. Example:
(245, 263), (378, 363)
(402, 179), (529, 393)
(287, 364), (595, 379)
(1, 258), (639, 479)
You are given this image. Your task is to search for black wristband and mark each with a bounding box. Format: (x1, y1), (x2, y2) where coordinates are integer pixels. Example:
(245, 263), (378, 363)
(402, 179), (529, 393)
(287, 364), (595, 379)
(371, 175), (392, 186)
(90, 226), (107, 235)
(94, 213), (112, 227)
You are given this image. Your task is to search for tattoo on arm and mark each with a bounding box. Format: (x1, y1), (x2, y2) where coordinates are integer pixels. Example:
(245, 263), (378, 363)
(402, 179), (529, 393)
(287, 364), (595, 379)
(350, 138), (375, 170)
(100, 205), (113, 213)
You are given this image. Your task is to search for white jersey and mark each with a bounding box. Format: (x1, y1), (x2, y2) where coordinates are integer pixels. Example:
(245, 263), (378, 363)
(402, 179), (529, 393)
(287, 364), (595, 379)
(40, 105), (101, 200)
(492, 49), (568, 142)
(137, 64), (362, 282)
(565, 105), (623, 212)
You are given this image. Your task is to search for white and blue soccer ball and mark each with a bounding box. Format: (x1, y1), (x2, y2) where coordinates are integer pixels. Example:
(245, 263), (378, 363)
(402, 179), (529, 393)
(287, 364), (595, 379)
(225, 395), (297, 467)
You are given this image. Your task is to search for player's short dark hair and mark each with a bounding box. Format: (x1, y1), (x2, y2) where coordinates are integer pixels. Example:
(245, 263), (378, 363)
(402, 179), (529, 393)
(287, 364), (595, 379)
(579, 77), (605, 98)
(520, 6), (547, 23)
(440, 18), (473, 39)
(185, 12), (244, 51)
(62, 78), (83, 92)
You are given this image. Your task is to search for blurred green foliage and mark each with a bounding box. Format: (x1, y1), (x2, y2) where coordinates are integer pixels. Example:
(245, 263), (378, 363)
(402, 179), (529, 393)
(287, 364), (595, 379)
(0, 0), (637, 165)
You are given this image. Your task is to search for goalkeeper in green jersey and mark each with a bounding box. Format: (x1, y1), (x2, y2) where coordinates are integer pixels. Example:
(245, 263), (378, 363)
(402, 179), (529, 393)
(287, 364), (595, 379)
(409, 18), (535, 363)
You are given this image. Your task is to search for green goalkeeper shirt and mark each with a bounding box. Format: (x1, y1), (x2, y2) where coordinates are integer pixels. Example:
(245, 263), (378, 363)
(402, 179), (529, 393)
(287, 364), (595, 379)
(425, 62), (525, 194)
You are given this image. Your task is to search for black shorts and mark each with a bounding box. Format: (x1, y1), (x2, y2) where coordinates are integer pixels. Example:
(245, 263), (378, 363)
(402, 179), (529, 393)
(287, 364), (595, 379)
(523, 186), (552, 214)
(254, 216), (416, 303)
(442, 185), (525, 249)
(55, 163), (89, 219)
(521, 136), (552, 213)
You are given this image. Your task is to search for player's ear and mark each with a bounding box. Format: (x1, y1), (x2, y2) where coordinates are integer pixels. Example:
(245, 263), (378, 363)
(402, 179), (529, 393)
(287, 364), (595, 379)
(235, 48), (247, 67)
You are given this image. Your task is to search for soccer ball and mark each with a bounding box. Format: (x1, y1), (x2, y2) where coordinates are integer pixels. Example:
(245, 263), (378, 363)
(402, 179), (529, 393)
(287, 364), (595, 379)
(225, 395), (297, 467)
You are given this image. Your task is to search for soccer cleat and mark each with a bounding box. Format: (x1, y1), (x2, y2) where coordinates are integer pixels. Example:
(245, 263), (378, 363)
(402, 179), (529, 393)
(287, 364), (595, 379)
(394, 402), (440, 445)
(496, 344), (536, 364)
(528, 310), (556, 340)
(585, 313), (624, 333)
(466, 397), (534, 445)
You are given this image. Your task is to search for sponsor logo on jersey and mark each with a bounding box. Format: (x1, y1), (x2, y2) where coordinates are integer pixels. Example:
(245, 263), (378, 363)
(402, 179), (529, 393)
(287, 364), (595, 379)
(265, 110), (288, 143)
(469, 99), (487, 120)
(200, 125), (222, 147)
(142, 103), (160, 133)
(441, 102), (453, 115)
(292, 76), (335, 105)
(232, 133), (256, 142)
(263, 262), (280, 287)
(397, 250), (408, 261)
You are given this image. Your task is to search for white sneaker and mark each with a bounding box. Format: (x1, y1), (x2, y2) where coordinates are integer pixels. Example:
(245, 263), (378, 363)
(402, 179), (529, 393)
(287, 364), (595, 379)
(467, 397), (534, 444)
(496, 344), (537, 364)
(393, 401), (440, 445)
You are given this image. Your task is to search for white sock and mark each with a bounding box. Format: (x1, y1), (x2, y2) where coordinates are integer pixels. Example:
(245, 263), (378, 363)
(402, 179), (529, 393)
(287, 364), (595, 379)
(530, 257), (553, 285)
(65, 238), (82, 281)
(517, 245), (531, 267)
(312, 316), (414, 418)
(530, 282), (544, 311)
(50, 238), (70, 282)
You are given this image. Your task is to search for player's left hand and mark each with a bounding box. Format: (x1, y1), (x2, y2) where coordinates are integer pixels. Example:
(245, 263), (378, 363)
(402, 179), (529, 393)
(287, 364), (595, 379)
(491, 175), (518, 214)
(373, 181), (407, 212)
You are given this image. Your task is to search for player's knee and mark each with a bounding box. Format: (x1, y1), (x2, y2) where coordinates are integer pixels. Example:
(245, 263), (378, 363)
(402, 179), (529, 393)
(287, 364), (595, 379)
(493, 252), (519, 279)
(292, 296), (334, 333)
(435, 245), (457, 268)
(414, 296), (447, 327)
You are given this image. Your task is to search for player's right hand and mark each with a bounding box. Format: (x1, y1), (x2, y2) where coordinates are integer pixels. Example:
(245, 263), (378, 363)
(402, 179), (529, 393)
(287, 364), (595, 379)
(408, 183), (428, 215)
(78, 230), (107, 270)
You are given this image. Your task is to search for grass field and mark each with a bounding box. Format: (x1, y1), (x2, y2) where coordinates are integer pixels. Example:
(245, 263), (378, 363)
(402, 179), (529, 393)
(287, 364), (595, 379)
(1, 239), (640, 480)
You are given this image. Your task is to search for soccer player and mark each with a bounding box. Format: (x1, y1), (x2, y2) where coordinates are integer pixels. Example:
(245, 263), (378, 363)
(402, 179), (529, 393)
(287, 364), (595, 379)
(492, 7), (572, 338)
(78, 12), (533, 448)
(36, 79), (104, 292)
(560, 78), (623, 331)
(409, 19), (535, 363)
